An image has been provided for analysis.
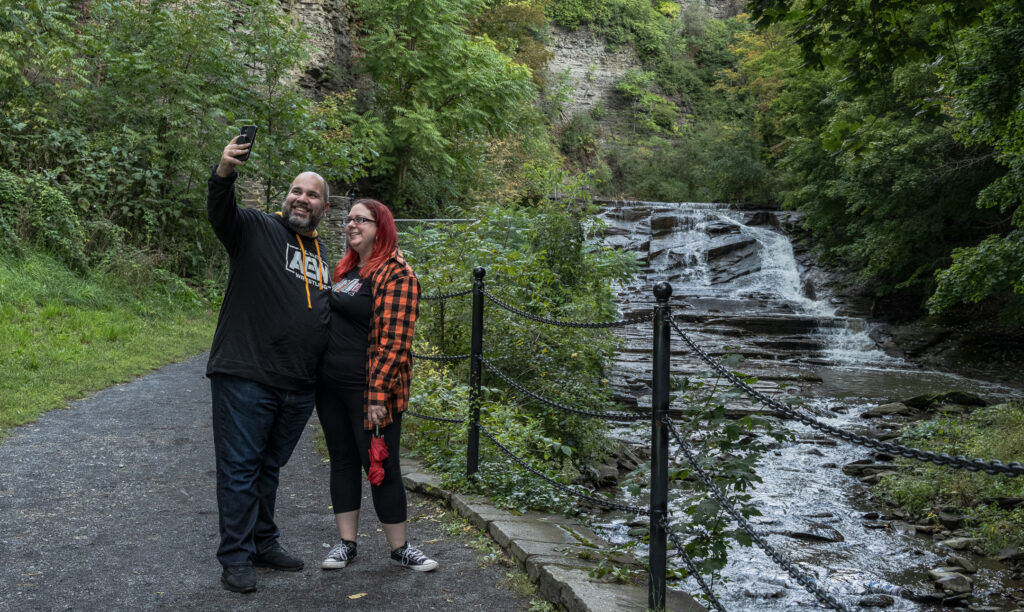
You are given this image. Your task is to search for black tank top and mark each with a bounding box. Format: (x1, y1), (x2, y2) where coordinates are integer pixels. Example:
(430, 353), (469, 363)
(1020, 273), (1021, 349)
(320, 268), (372, 388)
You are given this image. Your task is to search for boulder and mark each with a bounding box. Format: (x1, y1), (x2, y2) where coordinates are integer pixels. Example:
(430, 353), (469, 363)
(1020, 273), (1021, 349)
(861, 402), (915, 418)
(996, 545), (1024, 562)
(939, 537), (984, 551)
(933, 572), (972, 594)
(777, 522), (845, 543)
(857, 593), (894, 607)
(946, 554), (977, 573)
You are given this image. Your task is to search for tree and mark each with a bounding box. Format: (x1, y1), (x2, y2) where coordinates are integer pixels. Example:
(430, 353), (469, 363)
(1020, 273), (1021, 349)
(747, 0), (1022, 323)
(0, 0), (373, 276)
(930, 1), (1024, 323)
(352, 0), (536, 212)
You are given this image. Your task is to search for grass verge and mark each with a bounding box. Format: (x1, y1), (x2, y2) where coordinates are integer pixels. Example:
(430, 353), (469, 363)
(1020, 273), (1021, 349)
(877, 400), (1024, 554)
(0, 250), (217, 436)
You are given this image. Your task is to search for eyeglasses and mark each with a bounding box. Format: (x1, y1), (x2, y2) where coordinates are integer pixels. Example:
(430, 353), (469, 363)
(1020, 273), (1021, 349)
(344, 215), (376, 225)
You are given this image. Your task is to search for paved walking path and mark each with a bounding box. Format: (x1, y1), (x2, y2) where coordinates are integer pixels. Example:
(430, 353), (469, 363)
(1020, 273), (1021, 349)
(0, 354), (533, 611)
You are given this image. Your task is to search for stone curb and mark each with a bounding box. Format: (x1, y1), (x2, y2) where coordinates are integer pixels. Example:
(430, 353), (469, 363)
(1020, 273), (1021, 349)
(402, 458), (705, 612)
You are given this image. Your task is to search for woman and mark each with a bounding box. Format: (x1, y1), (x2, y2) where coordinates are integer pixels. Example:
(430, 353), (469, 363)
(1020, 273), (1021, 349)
(315, 198), (437, 572)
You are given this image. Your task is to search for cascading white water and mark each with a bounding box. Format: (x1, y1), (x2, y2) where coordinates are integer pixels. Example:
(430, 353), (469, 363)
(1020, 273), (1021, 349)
(596, 200), (1023, 611)
(636, 202), (901, 366)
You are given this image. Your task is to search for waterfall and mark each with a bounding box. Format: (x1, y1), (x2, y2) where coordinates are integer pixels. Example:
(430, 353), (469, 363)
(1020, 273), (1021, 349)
(601, 201), (900, 368)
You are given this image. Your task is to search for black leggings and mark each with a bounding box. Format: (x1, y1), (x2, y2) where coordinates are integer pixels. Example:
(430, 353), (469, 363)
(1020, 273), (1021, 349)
(314, 386), (407, 524)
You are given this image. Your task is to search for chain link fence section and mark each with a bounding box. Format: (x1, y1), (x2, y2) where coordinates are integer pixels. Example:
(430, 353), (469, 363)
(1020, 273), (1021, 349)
(660, 516), (727, 612)
(482, 289), (655, 329)
(670, 318), (1024, 478)
(476, 422), (650, 516)
(411, 351), (471, 362)
(420, 288), (473, 301)
(481, 357), (648, 422)
(664, 418), (852, 612)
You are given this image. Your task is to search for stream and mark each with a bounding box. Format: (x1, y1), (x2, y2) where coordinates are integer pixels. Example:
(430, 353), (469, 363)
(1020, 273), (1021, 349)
(591, 201), (1024, 611)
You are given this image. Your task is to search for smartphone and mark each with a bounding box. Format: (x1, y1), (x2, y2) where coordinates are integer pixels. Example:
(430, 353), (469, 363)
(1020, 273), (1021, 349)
(235, 125), (257, 161)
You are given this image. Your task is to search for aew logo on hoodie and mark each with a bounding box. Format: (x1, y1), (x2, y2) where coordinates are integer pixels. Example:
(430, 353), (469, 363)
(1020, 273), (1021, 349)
(285, 244), (331, 287)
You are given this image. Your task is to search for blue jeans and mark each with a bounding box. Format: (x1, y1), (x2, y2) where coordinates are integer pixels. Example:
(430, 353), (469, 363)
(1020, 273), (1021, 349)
(210, 374), (315, 567)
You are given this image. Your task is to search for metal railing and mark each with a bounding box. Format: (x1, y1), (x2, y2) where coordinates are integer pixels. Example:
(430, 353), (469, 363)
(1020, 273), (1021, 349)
(405, 267), (1021, 611)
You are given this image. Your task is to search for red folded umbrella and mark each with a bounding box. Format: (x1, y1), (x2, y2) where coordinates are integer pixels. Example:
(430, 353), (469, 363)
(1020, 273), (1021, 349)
(368, 428), (389, 485)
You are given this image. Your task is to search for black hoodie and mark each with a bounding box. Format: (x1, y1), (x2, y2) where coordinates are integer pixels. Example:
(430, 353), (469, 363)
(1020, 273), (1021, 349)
(205, 169), (331, 390)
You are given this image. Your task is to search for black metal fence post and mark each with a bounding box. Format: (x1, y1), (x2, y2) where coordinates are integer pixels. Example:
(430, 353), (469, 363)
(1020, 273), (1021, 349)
(649, 281), (672, 611)
(467, 267), (486, 476)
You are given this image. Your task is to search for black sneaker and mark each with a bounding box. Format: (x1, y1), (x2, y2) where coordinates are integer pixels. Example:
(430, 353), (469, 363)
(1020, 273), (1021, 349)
(253, 542), (304, 572)
(221, 564), (257, 593)
(390, 543), (438, 572)
(321, 540), (357, 569)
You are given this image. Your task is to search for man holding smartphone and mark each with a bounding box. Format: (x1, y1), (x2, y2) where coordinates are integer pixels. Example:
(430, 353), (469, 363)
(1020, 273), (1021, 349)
(205, 132), (332, 593)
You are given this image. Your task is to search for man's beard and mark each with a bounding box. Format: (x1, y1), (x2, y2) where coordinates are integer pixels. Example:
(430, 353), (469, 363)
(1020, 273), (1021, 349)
(283, 201), (322, 233)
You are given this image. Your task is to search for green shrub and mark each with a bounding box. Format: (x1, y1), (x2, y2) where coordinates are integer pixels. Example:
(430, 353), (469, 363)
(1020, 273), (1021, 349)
(402, 198), (636, 476)
(0, 169), (86, 269)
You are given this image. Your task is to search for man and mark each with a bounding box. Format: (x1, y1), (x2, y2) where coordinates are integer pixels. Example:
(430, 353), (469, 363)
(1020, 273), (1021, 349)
(206, 135), (331, 593)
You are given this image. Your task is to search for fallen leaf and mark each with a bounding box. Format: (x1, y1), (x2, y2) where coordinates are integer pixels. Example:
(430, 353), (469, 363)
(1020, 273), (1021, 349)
(348, 593), (367, 600)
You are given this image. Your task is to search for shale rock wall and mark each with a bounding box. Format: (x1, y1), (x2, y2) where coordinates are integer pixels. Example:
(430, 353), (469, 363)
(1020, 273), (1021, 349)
(280, 0), (355, 93)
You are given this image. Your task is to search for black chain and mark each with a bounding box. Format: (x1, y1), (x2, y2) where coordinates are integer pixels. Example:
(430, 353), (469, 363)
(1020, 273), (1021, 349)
(476, 422), (650, 515)
(482, 289), (654, 329)
(481, 357), (647, 422)
(420, 288), (473, 301)
(405, 410), (465, 424)
(660, 516), (727, 612)
(411, 352), (471, 362)
(670, 318), (1024, 478)
(664, 418), (852, 612)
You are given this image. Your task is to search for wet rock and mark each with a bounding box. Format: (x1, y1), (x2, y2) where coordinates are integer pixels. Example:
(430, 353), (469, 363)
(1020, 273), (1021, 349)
(934, 391), (987, 406)
(842, 459), (874, 476)
(912, 524), (940, 534)
(932, 571), (973, 594)
(588, 463), (619, 488)
(777, 522), (845, 543)
(843, 461), (898, 477)
(929, 567), (967, 579)
(862, 521), (890, 529)
(821, 462), (838, 468)
(940, 537), (984, 551)
(742, 583), (786, 599)
(705, 219), (740, 236)
(941, 592), (971, 605)
(902, 391), (986, 409)
(996, 545), (1024, 562)
(860, 471), (897, 484)
(604, 206), (650, 222)
(627, 526), (649, 539)
(861, 402), (915, 418)
(947, 554), (977, 573)
(938, 510), (967, 529)
(857, 593), (895, 607)
(744, 211), (782, 229)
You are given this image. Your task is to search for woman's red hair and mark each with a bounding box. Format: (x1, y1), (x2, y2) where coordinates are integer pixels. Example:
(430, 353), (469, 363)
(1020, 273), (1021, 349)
(333, 198), (398, 282)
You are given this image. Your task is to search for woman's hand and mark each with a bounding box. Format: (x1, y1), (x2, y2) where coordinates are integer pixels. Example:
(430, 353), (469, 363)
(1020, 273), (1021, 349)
(368, 404), (387, 426)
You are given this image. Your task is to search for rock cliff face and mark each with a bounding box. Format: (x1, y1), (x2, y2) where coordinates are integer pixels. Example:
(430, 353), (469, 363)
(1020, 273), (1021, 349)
(542, 1), (746, 123)
(290, 0), (746, 106)
(280, 0), (355, 93)
(544, 26), (644, 122)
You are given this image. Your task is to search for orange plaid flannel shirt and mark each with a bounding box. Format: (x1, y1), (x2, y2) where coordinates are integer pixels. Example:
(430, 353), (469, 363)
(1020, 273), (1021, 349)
(363, 249), (419, 429)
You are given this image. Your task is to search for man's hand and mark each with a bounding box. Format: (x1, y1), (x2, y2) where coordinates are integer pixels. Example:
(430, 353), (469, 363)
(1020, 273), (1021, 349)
(215, 136), (251, 178)
(368, 404), (387, 426)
